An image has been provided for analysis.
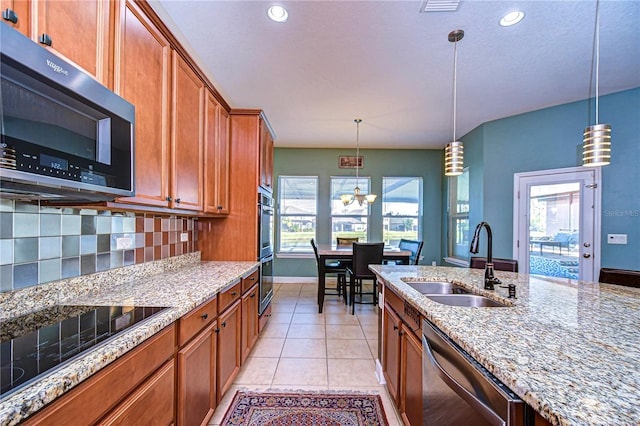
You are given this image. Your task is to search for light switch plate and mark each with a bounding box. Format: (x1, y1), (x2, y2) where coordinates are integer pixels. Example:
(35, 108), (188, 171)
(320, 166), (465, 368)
(180, 232), (189, 242)
(607, 234), (627, 244)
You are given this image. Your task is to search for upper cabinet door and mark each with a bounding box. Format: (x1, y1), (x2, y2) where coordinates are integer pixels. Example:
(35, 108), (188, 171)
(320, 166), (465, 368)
(35, 0), (111, 84)
(204, 92), (230, 215)
(0, 0), (31, 37)
(114, 0), (171, 208)
(171, 52), (204, 211)
(259, 119), (274, 190)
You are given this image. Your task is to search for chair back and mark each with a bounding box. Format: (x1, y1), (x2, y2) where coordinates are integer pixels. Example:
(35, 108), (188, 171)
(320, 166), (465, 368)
(352, 242), (384, 277)
(337, 237), (359, 247)
(470, 257), (518, 272)
(310, 238), (320, 263)
(398, 239), (423, 265)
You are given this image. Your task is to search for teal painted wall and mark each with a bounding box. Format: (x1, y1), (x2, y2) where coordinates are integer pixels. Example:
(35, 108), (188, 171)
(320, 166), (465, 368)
(273, 148), (443, 277)
(459, 88), (640, 269)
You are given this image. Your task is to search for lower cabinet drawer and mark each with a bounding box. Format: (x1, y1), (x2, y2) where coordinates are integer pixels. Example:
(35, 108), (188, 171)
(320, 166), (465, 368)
(23, 325), (176, 425)
(179, 296), (218, 347)
(98, 360), (175, 425)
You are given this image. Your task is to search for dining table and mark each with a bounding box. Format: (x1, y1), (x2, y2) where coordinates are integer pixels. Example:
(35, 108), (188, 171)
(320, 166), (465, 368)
(315, 244), (411, 313)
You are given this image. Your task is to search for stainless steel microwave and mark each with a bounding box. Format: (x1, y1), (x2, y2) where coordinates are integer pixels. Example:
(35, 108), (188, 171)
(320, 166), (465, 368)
(0, 23), (135, 201)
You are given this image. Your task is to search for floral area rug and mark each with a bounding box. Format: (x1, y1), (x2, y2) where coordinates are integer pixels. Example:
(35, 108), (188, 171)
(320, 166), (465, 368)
(220, 391), (389, 426)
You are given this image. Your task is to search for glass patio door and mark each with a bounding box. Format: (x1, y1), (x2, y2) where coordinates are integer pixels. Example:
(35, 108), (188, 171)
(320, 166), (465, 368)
(514, 167), (601, 281)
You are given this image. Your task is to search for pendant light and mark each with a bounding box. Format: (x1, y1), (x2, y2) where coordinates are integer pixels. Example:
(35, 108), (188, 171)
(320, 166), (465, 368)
(340, 118), (377, 206)
(583, 0), (611, 167)
(444, 29), (465, 176)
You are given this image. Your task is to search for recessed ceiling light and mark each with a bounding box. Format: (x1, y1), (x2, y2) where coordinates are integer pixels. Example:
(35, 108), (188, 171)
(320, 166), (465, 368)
(268, 5), (288, 23)
(499, 11), (525, 27)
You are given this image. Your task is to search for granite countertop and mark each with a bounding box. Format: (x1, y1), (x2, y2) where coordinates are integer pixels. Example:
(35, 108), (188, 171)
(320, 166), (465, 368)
(369, 264), (640, 426)
(0, 254), (259, 426)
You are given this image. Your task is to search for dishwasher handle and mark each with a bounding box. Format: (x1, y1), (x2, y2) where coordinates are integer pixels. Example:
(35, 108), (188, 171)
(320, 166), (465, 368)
(423, 321), (506, 426)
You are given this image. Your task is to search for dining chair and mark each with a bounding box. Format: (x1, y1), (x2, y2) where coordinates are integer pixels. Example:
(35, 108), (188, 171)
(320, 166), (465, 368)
(385, 239), (423, 265)
(311, 239), (347, 299)
(469, 257), (518, 272)
(336, 237), (359, 246)
(346, 242), (384, 314)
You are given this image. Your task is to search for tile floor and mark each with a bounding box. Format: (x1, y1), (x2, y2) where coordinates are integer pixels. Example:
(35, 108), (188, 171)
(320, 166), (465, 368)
(208, 281), (403, 425)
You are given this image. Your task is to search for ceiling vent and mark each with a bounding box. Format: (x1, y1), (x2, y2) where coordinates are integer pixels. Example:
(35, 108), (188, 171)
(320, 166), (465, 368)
(420, 0), (461, 12)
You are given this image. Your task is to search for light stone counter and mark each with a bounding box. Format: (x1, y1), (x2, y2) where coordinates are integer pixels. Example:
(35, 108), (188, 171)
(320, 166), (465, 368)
(0, 253), (259, 426)
(369, 264), (640, 426)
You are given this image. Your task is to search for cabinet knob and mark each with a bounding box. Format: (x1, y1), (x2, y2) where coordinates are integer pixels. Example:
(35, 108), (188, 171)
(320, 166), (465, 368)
(222, 321), (227, 328)
(214, 328), (220, 333)
(250, 292), (256, 298)
(393, 325), (399, 331)
(217, 206), (223, 210)
(201, 313), (208, 320)
(39, 33), (52, 46)
(231, 291), (237, 296)
(175, 198), (181, 204)
(166, 196), (172, 202)
(2, 8), (18, 24)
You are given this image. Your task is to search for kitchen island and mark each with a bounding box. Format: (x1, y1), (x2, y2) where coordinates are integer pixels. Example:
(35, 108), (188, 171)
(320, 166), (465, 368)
(0, 253), (259, 425)
(370, 264), (640, 426)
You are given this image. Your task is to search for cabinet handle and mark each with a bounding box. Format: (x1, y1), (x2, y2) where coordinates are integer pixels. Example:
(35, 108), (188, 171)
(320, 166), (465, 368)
(201, 313), (208, 320)
(2, 8), (18, 24)
(222, 321), (227, 328)
(175, 198), (181, 204)
(399, 330), (404, 336)
(217, 206), (223, 210)
(250, 292), (256, 298)
(39, 33), (52, 46)
(393, 325), (399, 331)
(231, 291), (237, 296)
(214, 328), (220, 333)
(166, 196), (172, 202)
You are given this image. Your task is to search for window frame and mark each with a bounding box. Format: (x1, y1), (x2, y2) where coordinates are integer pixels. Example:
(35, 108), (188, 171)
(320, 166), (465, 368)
(277, 175), (318, 255)
(330, 176), (371, 243)
(381, 176), (422, 247)
(447, 167), (470, 262)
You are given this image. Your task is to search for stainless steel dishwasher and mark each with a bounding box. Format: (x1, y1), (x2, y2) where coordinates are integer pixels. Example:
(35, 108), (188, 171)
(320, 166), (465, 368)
(422, 320), (526, 426)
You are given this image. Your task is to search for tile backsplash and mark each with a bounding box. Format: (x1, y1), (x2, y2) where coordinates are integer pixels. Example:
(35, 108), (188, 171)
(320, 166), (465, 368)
(0, 199), (198, 292)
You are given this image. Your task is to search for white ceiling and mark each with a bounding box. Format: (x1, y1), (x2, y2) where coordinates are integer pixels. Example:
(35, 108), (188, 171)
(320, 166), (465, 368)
(151, 0), (640, 149)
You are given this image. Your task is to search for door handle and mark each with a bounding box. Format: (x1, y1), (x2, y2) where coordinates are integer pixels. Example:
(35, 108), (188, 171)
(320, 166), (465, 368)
(583, 253), (591, 258)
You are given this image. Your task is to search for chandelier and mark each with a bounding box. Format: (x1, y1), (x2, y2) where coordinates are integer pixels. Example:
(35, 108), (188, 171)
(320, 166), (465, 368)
(583, 0), (611, 167)
(340, 118), (377, 206)
(444, 29), (465, 176)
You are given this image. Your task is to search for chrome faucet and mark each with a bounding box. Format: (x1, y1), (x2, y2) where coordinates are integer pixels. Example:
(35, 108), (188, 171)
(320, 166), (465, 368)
(470, 221), (502, 290)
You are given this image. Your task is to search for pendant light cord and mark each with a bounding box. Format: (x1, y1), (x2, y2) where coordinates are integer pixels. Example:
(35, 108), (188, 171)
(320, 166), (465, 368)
(595, 0), (600, 124)
(452, 39), (458, 141)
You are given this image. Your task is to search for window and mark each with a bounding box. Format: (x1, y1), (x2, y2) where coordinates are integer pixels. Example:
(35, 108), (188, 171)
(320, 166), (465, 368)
(278, 176), (317, 253)
(331, 177), (369, 244)
(382, 177), (422, 246)
(448, 168), (470, 260)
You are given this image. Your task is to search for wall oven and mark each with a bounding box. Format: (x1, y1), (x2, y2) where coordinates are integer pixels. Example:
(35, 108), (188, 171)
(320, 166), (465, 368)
(0, 23), (135, 201)
(422, 320), (527, 425)
(257, 187), (274, 314)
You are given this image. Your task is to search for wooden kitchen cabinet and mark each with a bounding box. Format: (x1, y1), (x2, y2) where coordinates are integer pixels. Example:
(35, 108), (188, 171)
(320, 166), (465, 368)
(34, 0), (112, 84)
(171, 51), (204, 211)
(114, 0), (171, 208)
(217, 281), (242, 400)
(0, 0), (31, 36)
(177, 296), (218, 426)
(23, 325), (176, 426)
(241, 281), (259, 363)
(199, 110), (275, 260)
(204, 90), (230, 215)
(382, 286), (423, 426)
(259, 118), (274, 190)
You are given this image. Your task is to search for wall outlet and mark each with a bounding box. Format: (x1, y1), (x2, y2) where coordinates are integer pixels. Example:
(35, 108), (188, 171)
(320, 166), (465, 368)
(116, 237), (133, 250)
(607, 234), (627, 244)
(180, 232), (189, 242)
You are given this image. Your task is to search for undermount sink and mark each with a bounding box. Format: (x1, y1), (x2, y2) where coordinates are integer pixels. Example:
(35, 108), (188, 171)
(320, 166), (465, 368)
(402, 280), (469, 295)
(426, 294), (509, 308)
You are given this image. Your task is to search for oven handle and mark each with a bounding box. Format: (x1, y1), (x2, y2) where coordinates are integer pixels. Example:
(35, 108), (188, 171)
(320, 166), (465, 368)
(423, 322), (505, 426)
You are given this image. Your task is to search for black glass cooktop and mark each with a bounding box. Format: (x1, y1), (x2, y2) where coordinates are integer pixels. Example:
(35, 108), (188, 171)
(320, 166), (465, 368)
(0, 305), (168, 400)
